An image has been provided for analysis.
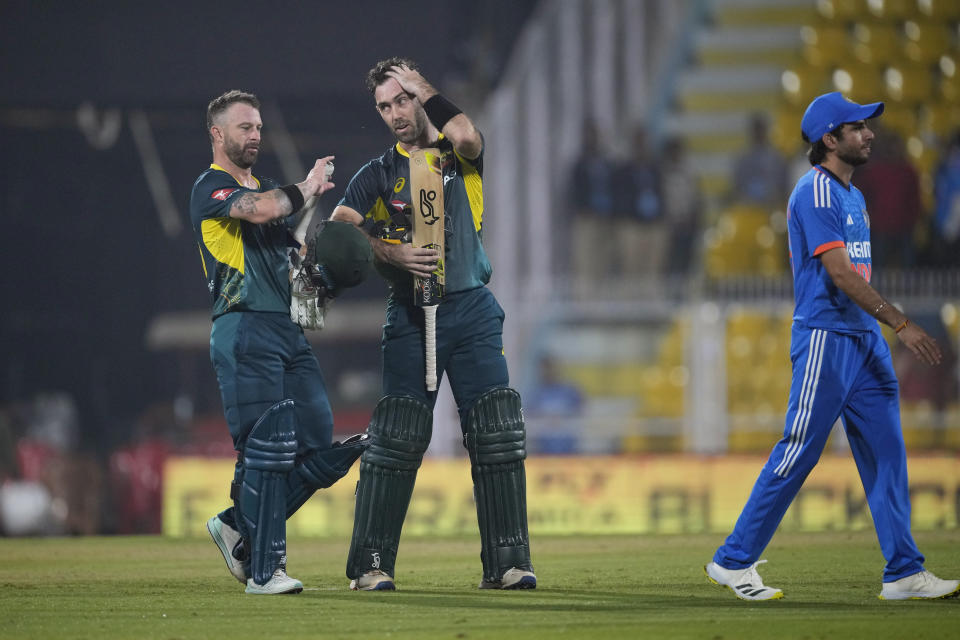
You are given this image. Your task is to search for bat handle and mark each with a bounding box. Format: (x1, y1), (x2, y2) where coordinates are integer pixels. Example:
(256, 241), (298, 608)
(424, 304), (438, 391)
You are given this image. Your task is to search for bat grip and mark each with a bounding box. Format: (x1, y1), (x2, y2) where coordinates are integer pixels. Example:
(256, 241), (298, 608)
(424, 304), (438, 391)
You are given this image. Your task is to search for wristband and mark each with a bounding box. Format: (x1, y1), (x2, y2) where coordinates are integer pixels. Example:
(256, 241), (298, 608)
(422, 94), (463, 130)
(280, 184), (305, 213)
(894, 320), (908, 333)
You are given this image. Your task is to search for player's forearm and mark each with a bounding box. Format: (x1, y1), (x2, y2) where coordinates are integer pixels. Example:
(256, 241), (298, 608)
(369, 236), (396, 264)
(420, 90), (481, 159)
(442, 114), (482, 160)
(229, 189), (298, 223)
(827, 266), (909, 330)
(330, 205), (387, 260)
(331, 205), (363, 226)
(231, 158), (332, 224)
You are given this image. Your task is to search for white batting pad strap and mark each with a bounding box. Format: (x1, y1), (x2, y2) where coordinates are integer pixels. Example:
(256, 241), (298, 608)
(424, 305), (438, 391)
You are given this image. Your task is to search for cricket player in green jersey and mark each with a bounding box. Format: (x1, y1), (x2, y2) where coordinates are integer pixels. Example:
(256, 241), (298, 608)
(332, 58), (536, 592)
(190, 90), (370, 595)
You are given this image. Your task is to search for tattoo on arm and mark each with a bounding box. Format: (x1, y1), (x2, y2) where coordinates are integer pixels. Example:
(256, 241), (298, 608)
(273, 189), (294, 217)
(233, 192), (258, 217)
(230, 190), (293, 221)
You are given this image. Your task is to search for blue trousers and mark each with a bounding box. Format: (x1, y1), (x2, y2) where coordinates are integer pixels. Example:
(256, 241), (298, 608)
(714, 326), (925, 582)
(381, 286), (509, 426)
(209, 311), (334, 526)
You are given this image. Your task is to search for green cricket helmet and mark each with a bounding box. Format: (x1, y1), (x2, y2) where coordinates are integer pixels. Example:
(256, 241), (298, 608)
(307, 220), (373, 296)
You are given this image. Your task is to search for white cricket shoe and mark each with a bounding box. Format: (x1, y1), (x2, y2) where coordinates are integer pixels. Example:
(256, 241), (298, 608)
(350, 570), (396, 591)
(206, 515), (248, 584)
(705, 559), (783, 601)
(879, 570), (960, 600)
(245, 568), (303, 595)
(478, 567), (537, 590)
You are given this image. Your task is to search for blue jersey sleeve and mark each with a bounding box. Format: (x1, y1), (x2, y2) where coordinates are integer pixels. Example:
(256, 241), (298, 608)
(793, 176), (845, 258)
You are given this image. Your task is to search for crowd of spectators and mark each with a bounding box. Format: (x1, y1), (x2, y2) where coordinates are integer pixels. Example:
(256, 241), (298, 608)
(567, 119), (703, 284)
(564, 114), (960, 285)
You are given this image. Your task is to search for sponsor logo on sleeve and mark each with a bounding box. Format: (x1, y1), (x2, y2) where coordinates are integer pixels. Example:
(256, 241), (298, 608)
(211, 188), (237, 201)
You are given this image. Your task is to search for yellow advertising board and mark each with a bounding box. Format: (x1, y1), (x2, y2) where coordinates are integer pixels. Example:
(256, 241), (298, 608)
(163, 454), (960, 537)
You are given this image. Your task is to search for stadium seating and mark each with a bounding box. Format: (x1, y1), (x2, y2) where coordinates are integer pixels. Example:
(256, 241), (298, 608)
(673, 0), (960, 262)
(867, 0), (921, 22)
(683, 0), (960, 260)
(782, 62), (834, 106)
(884, 64), (935, 104)
(817, 0), (867, 22)
(705, 205), (786, 278)
(851, 22), (902, 65)
(876, 103), (918, 139)
(939, 56), (960, 101)
(801, 24), (851, 67)
(902, 21), (954, 64)
(833, 62), (886, 102)
(725, 308), (792, 452)
(917, 0), (960, 20)
(770, 103), (807, 155)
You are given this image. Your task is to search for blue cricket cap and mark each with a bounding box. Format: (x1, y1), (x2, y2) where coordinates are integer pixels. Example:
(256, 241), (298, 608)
(800, 91), (884, 142)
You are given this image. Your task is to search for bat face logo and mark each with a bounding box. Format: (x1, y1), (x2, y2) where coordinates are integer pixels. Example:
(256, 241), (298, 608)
(418, 188), (439, 225)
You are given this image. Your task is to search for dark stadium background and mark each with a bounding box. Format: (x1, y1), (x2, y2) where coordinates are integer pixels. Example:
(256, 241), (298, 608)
(0, 0), (537, 454)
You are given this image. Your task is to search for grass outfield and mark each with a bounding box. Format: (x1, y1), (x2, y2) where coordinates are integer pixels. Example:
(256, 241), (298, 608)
(1, 531), (957, 639)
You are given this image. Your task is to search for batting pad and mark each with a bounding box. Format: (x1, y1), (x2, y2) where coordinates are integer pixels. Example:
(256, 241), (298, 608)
(238, 400), (297, 586)
(346, 396), (432, 579)
(464, 388), (534, 582)
(284, 433), (370, 518)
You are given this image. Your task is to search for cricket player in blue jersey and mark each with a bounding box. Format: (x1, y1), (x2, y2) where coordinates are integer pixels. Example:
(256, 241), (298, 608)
(190, 90), (370, 595)
(331, 58), (535, 592)
(705, 92), (959, 601)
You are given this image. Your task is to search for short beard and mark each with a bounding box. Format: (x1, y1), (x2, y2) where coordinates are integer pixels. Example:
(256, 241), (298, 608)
(394, 108), (430, 144)
(225, 137), (257, 169)
(837, 148), (869, 167)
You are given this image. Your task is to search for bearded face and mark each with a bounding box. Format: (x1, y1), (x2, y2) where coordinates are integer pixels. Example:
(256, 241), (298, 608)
(374, 78), (431, 146)
(837, 146), (869, 167)
(214, 102), (262, 169)
(224, 132), (259, 169)
(391, 106), (428, 145)
(833, 121), (873, 167)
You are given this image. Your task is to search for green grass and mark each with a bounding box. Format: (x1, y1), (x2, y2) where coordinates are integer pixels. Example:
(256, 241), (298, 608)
(1, 531), (958, 639)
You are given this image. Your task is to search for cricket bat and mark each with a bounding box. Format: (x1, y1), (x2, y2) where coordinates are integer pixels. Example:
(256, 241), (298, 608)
(409, 148), (445, 391)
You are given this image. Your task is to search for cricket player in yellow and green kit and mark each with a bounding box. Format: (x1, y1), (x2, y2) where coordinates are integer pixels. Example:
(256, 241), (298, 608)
(190, 90), (371, 595)
(332, 58), (536, 592)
